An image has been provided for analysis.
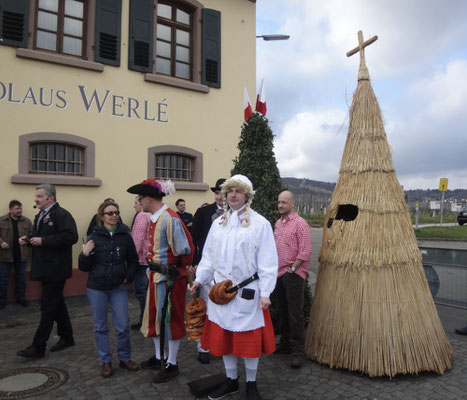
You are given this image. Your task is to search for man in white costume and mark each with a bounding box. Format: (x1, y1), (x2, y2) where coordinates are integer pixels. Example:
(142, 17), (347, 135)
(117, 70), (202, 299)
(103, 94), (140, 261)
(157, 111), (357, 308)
(189, 174), (278, 400)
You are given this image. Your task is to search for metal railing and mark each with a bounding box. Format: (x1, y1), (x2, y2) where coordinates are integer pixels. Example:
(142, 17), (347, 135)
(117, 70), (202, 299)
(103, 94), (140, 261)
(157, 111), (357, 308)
(420, 247), (467, 309)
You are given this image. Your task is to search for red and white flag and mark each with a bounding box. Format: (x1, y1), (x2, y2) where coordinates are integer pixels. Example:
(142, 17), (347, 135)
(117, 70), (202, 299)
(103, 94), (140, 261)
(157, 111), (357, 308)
(255, 79), (267, 116)
(244, 87), (253, 120)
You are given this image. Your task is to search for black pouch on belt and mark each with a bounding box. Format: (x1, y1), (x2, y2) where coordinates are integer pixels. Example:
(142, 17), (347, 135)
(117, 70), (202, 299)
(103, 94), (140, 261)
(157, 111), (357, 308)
(241, 288), (255, 300)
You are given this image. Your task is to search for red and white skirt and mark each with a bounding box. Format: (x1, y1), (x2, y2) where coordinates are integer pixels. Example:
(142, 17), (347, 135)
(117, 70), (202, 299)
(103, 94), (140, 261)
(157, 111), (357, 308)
(201, 309), (276, 358)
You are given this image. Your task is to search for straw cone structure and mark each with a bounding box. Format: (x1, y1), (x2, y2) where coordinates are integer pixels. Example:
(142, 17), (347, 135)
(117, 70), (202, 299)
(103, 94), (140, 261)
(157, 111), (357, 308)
(304, 32), (453, 377)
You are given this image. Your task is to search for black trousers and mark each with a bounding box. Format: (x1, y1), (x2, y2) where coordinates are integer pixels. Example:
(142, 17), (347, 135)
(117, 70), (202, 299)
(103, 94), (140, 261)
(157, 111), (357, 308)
(32, 280), (73, 350)
(275, 272), (305, 355)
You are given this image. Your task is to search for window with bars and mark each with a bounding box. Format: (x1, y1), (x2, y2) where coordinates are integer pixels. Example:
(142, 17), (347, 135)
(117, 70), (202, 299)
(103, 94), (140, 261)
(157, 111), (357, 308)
(155, 154), (192, 181)
(30, 142), (84, 175)
(155, 2), (192, 80)
(35, 0), (86, 57)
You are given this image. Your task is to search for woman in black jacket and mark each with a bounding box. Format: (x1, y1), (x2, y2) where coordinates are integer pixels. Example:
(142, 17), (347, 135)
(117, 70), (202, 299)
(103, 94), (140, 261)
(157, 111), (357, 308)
(79, 200), (139, 378)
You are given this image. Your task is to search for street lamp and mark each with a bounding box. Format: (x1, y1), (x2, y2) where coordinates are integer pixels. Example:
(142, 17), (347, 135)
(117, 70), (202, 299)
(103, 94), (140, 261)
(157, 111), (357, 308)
(256, 34), (290, 41)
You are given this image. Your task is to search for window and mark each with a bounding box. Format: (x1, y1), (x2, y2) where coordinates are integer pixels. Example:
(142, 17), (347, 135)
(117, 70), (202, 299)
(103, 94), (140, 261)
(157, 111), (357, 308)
(0, 0), (122, 70)
(155, 2), (192, 80)
(148, 145), (208, 191)
(129, 0), (221, 91)
(35, 0), (86, 57)
(155, 153), (192, 181)
(30, 142), (84, 175)
(12, 132), (101, 186)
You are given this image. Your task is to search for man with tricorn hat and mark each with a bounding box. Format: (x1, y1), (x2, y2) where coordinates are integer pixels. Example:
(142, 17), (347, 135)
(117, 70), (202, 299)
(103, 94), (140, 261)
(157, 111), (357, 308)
(189, 174), (278, 400)
(127, 179), (194, 383)
(189, 178), (226, 364)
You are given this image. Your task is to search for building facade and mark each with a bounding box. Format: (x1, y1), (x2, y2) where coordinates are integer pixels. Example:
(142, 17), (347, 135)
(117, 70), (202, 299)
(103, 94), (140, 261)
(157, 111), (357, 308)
(0, 0), (256, 299)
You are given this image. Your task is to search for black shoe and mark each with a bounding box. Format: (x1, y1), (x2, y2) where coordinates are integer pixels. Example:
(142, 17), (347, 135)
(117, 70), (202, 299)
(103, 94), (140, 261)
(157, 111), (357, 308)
(17, 345), (45, 359)
(274, 342), (292, 354)
(455, 326), (467, 335)
(140, 355), (164, 370)
(208, 378), (239, 400)
(50, 338), (75, 352)
(246, 381), (261, 400)
(152, 363), (179, 384)
(16, 298), (29, 307)
(290, 354), (303, 368)
(197, 351), (210, 364)
(131, 322), (142, 330)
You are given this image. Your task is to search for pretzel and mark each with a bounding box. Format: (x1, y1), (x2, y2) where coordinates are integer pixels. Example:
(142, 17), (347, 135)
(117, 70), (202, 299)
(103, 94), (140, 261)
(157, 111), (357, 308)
(185, 298), (207, 341)
(209, 280), (237, 305)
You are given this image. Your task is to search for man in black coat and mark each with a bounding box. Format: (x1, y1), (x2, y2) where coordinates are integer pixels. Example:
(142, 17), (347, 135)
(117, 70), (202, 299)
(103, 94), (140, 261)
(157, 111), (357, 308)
(17, 184), (78, 359)
(191, 179), (225, 266)
(190, 178), (225, 364)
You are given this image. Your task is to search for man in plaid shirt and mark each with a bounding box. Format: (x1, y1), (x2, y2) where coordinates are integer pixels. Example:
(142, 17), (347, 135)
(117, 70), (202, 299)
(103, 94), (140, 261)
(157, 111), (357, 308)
(130, 196), (150, 330)
(273, 190), (312, 368)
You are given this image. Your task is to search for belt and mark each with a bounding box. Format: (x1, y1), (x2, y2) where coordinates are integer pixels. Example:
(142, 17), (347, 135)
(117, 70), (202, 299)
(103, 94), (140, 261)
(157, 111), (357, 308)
(225, 273), (259, 294)
(146, 261), (182, 279)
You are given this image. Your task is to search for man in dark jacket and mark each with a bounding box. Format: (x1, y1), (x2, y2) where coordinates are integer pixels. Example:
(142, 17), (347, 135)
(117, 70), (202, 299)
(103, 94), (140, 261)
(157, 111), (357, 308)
(191, 178), (225, 266)
(0, 200), (33, 309)
(189, 178), (225, 364)
(17, 184), (78, 359)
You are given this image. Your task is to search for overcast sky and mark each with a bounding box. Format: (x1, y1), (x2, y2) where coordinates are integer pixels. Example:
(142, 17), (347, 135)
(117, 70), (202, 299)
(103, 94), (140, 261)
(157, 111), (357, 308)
(255, 0), (467, 190)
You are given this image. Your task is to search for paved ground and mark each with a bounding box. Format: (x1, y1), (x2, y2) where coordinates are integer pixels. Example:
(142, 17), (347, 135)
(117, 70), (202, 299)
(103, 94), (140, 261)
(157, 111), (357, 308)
(1, 297), (467, 400)
(1, 230), (467, 399)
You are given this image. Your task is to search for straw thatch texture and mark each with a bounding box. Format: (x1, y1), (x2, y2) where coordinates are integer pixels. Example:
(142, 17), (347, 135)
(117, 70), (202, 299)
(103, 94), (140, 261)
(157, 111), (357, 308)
(304, 65), (453, 377)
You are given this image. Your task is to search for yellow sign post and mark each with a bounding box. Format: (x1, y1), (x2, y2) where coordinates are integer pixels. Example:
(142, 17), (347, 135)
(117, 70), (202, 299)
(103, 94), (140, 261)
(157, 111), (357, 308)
(439, 178), (448, 192)
(439, 178), (448, 225)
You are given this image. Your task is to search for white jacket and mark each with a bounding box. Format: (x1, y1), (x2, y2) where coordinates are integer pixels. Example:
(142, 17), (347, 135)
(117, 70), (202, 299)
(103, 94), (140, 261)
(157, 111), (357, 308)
(195, 208), (278, 332)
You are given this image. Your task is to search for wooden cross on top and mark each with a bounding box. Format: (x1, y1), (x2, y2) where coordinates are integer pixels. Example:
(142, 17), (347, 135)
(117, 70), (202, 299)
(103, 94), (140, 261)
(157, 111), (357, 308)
(346, 30), (378, 67)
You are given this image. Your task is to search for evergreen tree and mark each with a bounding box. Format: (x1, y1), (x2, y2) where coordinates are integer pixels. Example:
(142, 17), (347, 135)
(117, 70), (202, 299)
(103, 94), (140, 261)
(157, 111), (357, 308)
(231, 113), (284, 226)
(231, 113), (312, 330)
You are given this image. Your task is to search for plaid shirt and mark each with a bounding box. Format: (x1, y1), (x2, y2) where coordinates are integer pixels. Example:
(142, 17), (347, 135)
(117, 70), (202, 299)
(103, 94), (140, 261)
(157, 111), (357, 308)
(131, 211), (150, 265)
(274, 212), (312, 279)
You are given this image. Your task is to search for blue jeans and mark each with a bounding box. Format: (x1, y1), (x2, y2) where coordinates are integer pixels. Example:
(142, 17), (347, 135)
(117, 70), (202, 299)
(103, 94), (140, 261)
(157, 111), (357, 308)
(87, 284), (131, 363)
(0, 261), (27, 302)
(133, 266), (149, 321)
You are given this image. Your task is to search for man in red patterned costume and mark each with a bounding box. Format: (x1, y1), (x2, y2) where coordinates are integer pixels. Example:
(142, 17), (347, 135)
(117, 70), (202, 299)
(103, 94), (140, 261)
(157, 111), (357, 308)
(127, 179), (194, 383)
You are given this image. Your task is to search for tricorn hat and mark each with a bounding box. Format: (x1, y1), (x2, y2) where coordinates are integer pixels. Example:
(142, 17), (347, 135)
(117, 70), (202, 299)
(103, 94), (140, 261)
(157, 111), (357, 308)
(210, 178), (226, 192)
(127, 179), (175, 198)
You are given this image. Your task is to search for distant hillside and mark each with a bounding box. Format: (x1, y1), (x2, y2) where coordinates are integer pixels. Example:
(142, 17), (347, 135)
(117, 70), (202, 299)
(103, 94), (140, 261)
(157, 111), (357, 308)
(281, 177), (467, 204)
(281, 177), (334, 203)
(405, 188), (467, 202)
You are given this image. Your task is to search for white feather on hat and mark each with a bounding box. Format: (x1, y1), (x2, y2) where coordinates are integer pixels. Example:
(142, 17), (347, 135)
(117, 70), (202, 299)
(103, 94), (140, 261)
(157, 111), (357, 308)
(159, 180), (176, 196)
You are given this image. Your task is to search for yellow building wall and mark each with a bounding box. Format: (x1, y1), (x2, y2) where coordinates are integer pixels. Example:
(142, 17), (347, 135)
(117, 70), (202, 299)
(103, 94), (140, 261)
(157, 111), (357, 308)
(0, 0), (256, 256)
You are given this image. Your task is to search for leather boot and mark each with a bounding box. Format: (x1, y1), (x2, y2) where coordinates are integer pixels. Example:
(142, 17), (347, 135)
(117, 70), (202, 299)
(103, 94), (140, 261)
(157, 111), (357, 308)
(102, 362), (113, 378)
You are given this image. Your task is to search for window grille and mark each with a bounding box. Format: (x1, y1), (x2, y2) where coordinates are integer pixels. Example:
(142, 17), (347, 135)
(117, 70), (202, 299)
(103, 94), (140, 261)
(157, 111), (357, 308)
(30, 142), (84, 175)
(155, 154), (192, 181)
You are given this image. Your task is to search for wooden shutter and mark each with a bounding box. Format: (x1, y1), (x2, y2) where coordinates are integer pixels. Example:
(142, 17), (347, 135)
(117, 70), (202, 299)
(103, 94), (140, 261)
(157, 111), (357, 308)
(201, 8), (221, 88)
(94, 0), (122, 66)
(0, 0), (29, 48)
(129, 0), (153, 73)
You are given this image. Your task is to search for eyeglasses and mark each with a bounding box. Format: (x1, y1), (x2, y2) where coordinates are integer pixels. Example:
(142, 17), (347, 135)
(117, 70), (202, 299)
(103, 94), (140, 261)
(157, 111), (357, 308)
(103, 211), (120, 216)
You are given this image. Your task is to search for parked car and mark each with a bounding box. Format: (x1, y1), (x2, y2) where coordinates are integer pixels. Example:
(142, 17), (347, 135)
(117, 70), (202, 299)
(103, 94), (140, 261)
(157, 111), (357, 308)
(458, 206), (467, 226)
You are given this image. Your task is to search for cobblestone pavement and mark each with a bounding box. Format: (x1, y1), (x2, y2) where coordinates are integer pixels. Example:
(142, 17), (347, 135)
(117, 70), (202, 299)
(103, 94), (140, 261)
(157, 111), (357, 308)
(1, 295), (467, 400)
